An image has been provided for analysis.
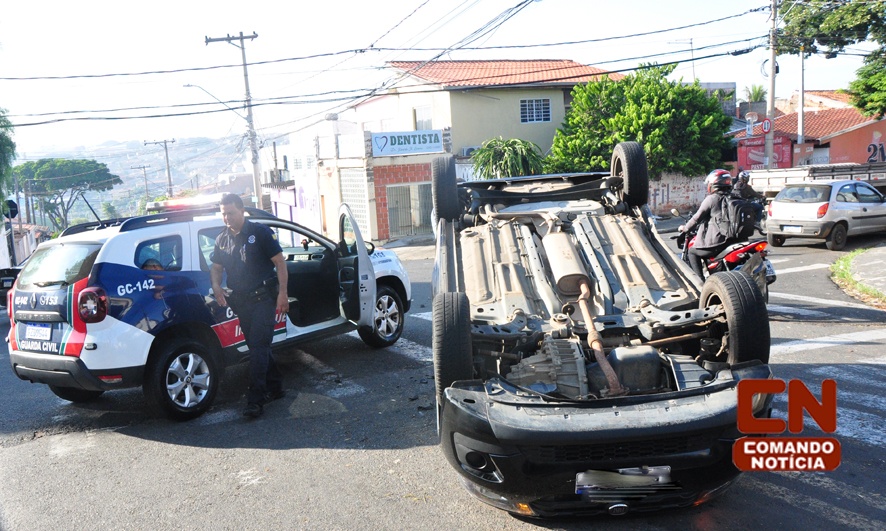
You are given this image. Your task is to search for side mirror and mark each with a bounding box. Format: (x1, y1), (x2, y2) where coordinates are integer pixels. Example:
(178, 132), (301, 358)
(670, 208), (681, 217)
(365, 241), (375, 255)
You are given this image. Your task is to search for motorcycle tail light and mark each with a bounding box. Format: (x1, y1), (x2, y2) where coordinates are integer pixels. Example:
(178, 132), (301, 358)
(753, 242), (767, 253)
(78, 287), (108, 324)
(817, 203), (829, 218)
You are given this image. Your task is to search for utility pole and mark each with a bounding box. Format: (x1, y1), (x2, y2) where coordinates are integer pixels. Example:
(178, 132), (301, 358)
(132, 164), (151, 200)
(205, 31), (263, 209)
(144, 140), (175, 197)
(798, 45), (805, 147)
(765, 0), (778, 169)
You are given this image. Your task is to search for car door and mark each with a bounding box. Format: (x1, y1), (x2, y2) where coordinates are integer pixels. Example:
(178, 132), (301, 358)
(338, 204), (375, 328)
(854, 182), (886, 233)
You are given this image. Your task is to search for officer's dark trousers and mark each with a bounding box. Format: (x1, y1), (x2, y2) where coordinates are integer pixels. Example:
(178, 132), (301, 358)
(234, 295), (283, 405)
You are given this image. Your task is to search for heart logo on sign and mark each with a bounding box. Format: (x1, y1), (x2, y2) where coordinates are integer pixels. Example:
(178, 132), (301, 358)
(374, 135), (388, 152)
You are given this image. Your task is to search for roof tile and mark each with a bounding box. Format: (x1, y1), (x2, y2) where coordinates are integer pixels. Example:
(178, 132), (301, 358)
(388, 59), (622, 87)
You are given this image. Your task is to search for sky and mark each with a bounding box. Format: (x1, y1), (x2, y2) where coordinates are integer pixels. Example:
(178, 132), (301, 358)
(0, 0), (874, 161)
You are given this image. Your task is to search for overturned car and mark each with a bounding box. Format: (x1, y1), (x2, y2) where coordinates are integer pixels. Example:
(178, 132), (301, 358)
(431, 142), (774, 517)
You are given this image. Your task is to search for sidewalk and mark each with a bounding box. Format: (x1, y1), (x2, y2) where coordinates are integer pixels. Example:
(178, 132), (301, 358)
(848, 244), (886, 303)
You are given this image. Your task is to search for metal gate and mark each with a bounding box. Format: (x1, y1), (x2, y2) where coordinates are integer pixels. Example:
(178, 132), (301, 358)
(339, 169), (370, 235)
(387, 183), (432, 238)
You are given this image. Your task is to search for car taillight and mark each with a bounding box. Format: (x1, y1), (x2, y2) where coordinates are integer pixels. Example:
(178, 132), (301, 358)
(7, 288), (12, 320)
(817, 203), (829, 218)
(767, 203), (773, 217)
(78, 287), (108, 323)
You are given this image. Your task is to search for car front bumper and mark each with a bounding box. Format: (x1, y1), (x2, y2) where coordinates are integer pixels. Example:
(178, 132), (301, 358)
(766, 218), (835, 239)
(440, 363), (774, 517)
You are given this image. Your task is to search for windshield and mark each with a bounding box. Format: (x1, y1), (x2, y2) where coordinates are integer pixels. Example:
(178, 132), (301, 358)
(775, 185), (831, 203)
(17, 243), (102, 289)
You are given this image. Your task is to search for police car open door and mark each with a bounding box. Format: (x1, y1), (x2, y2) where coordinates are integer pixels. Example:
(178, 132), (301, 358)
(338, 205), (375, 328)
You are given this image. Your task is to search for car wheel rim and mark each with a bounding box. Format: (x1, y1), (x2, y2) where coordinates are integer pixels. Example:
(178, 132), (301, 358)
(165, 352), (211, 409)
(374, 294), (401, 339)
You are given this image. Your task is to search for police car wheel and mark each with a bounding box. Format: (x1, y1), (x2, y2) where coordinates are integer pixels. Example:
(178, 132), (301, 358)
(144, 338), (219, 421)
(48, 385), (104, 403)
(358, 285), (404, 348)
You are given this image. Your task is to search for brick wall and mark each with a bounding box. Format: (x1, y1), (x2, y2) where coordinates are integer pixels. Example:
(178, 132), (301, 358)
(373, 162), (433, 240)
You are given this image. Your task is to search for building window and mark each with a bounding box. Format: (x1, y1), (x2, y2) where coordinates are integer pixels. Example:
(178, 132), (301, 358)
(414, 106), (433, 130)
(520, 98), (551, 123)
(293, 157), (303, 170)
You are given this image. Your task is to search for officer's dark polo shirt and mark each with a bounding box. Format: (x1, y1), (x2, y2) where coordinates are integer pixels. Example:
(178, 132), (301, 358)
(211, 219), (283, 293)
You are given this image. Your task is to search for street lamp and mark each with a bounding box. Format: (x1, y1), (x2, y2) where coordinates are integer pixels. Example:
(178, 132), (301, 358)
(184, 83), (262, 207)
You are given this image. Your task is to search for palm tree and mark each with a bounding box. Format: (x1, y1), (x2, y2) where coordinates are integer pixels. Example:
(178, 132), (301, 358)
(471, 137), (544, 180)
(742, 85), (767, 103)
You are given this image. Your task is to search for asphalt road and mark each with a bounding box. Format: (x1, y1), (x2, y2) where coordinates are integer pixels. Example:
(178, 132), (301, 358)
(0, 234), (884, 530)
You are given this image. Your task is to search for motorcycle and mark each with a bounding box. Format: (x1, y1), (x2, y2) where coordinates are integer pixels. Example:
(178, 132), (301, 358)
(671, 208), (777, 302)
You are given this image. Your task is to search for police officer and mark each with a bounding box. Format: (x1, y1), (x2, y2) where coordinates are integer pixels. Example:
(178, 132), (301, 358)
(679, 169), (734, 279)
(210, 193), (289, 418)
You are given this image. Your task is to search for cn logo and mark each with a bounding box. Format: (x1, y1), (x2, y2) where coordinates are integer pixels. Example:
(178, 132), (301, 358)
(734, 379), (841, 472)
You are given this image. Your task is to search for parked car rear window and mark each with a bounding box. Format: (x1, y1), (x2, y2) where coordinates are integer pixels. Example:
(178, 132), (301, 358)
(17, 243), (102, 289)
(775, 185), (831, 203)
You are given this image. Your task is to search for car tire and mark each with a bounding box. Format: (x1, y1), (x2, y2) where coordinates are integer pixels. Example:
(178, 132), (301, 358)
(358, 285), (404, 348)
(700, 271), (770, 365)
(767, 233), (786, 247)
(432, 156), (459, 223)
(610, 141), (649, 207)
(144, 338), (219, 421)
(49, 385), (104, 403)
(826, 223), (847, 251)
(432, 292), (474, 405)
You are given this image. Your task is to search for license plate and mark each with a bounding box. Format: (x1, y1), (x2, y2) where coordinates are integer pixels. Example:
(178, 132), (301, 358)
(783, 225), (802, 234)
(25, 323), (52, 341)
(765, 260), (775, 277)
(2, 279), (11, 288)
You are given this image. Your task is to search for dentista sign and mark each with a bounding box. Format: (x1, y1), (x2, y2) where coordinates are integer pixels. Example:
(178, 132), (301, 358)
(371, 130), (443, 157)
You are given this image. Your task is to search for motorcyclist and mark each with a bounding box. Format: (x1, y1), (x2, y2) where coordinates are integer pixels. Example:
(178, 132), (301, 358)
(733, 170), (766, 231)
(679, 169), (734, 279)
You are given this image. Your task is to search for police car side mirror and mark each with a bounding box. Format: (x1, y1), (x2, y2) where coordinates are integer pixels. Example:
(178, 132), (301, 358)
(365, 242), (375, 255)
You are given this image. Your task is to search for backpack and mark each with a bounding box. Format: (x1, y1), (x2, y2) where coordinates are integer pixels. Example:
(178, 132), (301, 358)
(714, 195), (756, 241)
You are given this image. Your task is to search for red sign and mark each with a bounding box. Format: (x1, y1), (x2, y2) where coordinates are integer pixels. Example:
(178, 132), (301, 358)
(762, 118), (772, 134)
(734, 379), (841, 472)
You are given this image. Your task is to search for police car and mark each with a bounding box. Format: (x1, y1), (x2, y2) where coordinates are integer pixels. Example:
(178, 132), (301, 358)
(6, 203), (411, 420)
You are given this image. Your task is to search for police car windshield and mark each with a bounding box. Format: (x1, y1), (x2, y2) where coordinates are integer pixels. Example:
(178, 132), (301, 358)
(18, 243), (102, 290)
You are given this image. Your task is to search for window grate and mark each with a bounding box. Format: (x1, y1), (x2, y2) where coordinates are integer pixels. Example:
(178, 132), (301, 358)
(520, 98), (551, 123)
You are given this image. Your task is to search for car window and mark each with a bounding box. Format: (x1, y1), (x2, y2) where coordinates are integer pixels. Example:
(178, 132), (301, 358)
(135, 235), (183, 270)
(778, 185), (831, 203)
(197, 227), (224, 271)
(17, 243), (102, 289)
(340, 215), (358, 256)
(855, 183), (883, 203)
(835, 184), (858, 203)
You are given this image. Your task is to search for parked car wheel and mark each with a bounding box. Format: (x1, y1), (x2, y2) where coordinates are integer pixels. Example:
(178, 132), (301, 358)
(432, 156), (459, 223)
(826, 223), (847, 251)
(610, 141), (649, 207)
(358, 285), (404, 348)
(48, 385), (104, 403)
(432, 292), (474, 404)
(767, 233), (786, 247)
(700, 271), (770, 365)
(144, 338), (219, 421)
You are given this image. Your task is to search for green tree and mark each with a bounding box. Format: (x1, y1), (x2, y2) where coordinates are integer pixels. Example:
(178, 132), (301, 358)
(0, 108), (16, 196)
(742, 85), (767, 103)
(12, 159), (122, 232)
(545, 64), (733, 177)
(471, 137), (544, 180)
(779, 0), (886, 117)
(101, 201), (120, 219)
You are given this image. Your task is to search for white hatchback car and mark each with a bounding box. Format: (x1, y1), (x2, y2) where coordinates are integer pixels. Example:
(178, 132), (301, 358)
(766, 179), (886, 251)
